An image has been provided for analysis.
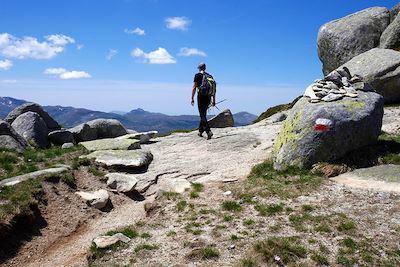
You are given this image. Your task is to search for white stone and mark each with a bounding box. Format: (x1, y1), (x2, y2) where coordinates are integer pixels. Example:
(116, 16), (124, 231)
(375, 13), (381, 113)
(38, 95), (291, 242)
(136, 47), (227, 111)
(93, 233), (131, 249)
(106, 173), (138, 192)
(76, 189), (109, 209)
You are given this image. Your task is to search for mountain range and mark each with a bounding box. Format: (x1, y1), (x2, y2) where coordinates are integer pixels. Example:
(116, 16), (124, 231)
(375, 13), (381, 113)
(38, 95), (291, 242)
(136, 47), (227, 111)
(0, 97), (257, 134)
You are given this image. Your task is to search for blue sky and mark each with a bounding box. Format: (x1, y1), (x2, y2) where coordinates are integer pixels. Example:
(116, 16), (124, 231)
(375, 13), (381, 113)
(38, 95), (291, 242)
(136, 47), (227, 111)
(0, 0), (398, 115)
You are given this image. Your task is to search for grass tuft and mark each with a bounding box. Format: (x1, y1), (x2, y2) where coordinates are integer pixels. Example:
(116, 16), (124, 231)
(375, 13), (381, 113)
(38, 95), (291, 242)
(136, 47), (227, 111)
(221, 201), (242, 212)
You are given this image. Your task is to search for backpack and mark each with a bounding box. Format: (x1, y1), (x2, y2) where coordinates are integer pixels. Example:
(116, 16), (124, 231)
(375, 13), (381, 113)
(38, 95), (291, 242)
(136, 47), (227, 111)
(198, 72), (216, 96)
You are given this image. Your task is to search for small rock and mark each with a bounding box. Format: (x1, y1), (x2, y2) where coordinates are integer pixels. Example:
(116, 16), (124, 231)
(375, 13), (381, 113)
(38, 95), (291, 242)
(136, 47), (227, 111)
(93, 233), (131, 249)
(229, 244), (235, 250)
(106, 173), (138, 193)
(61, 142), (74, 149)
(76, 189), (109, 209)
(223, 191), (232, 196)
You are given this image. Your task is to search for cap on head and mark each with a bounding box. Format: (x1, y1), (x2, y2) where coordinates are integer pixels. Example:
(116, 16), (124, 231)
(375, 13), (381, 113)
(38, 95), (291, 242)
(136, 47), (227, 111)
(198, 63), (206, 71)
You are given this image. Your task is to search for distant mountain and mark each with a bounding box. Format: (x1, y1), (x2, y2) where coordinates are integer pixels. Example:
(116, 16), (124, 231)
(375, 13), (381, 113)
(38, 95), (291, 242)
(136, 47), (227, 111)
(0, 97), (28, 118)
(0, 97), (257, 133)
(233, 112), (258, 126)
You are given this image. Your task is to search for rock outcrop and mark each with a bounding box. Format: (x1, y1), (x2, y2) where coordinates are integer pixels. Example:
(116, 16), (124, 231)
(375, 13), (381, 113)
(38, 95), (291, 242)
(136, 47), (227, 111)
(317, 7), (390, 75)
(68, 119), (128, 142)
(341, 48), (400, 103)
(5, 103), (60, 131)
(0, 120), (28, 153)
(117, 131), (158, 144)
(11, 111), (49, 149)
(380, 13), (400, 51)
(86, 119), (128, 139)
(48, 129), (75, 145)
(273, 92), (384, 170)
(208, 109), (234, 128)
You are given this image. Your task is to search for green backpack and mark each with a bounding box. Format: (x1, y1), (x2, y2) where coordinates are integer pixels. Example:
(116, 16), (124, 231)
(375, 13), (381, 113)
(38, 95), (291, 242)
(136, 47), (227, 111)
(199, 72), (216, 96)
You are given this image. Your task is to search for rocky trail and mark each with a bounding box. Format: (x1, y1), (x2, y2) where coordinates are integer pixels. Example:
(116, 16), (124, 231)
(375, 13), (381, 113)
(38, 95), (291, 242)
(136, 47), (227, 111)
(3, 106), (400, 267)
(3, 114), (282, 267)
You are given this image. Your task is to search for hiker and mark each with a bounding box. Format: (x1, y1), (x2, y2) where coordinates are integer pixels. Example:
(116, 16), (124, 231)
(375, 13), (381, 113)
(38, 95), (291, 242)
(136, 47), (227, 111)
(191, 63), (216, 139)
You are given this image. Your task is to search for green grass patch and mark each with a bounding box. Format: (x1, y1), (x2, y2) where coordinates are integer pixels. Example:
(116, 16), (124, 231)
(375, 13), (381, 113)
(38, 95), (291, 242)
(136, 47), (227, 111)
(140, 232), (151, 239)
(176, 200), (187, 212)
(254, 203), (284, 216)
(243, 219), (255, 226)
(311, 253), (329, 265)
(201, 245), (220, 259)
(191, 183), (204, 192)
(223, 215), (233, 222)
(0, 178), (43, 221)
(234, 160), (324, 200)
(88, 166), (105, 177)
(162, 191), (181, 201)
(106, 226), (138, 238)
(378, 133), (400, 165)
(249, 236), (307, 265)
(221, 201), (242, 212)
(337, 220), (356, 232)
(134, 243), (159, 253)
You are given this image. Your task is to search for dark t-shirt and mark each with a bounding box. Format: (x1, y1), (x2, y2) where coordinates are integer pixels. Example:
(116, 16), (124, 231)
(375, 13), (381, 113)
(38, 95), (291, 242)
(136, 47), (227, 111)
(194, 72), (203, 87)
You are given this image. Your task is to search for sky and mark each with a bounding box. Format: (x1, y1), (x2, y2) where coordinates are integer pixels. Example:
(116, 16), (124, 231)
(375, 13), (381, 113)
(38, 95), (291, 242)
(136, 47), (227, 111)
(0, 0), (398, 115)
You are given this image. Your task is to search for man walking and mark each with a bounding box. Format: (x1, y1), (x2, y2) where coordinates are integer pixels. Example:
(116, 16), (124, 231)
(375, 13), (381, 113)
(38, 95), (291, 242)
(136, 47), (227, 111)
(191, 63), (216, 139)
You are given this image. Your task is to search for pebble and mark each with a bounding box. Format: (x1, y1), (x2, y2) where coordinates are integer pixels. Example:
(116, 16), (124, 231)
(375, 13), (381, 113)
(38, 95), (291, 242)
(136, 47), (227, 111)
(223, 190), (232, 196)
(229, 244), (235, 250)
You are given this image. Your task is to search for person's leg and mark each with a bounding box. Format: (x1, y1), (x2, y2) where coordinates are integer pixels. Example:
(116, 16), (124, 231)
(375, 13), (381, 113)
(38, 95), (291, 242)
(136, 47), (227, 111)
(203, 96), (213, 139)
(197, 94), (207, 135)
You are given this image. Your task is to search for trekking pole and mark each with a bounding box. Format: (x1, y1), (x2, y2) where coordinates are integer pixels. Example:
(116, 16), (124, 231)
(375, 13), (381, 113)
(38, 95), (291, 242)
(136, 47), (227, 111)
(208, 99), (226, 111)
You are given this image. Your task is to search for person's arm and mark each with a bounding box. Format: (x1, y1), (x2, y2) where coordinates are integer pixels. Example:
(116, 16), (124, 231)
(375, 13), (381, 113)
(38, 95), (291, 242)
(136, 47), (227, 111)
(191, 82), (197, 106)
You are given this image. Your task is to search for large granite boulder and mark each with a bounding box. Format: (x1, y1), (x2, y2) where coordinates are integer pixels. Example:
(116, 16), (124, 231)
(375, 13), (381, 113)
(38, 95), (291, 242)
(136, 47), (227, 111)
(86, 119), (128, 139)
(273, 92), (384, 170)
(208, 109), (234, 128)
(11, 112), (49, 149)
(380, 13), (400, 51)
(68, 119), (128, 142)
(68, 123), (97, 142)
(391, 3), (400, 22)
(48, 129), (75, 145)
(317, 7), (390, 75)
(341, 48), (400, 103)
(5, 103), (60, 131)
(0, 120), (28, 153)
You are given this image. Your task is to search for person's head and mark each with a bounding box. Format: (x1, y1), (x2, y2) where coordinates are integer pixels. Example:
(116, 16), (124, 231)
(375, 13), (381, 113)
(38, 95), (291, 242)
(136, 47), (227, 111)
(198, 63), (206, 71)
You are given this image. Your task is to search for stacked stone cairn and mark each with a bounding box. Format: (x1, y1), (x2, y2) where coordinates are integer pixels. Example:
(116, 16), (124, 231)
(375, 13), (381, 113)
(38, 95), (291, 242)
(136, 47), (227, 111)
(304, 67), (373, 103)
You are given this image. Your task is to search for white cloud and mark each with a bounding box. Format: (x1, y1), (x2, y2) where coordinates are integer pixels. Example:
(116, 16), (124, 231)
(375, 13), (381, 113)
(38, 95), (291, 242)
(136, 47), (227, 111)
(131, 47), (176, 64)
(106, 49), (118, 60)
(44, 67), (91, 79)
(60, 71), (91, 79)
(44, 68), (66, 75)
(45, 34), (75, 45)
(0, 33), (75, 59)
(124, 27), (145, 36)
(178, 47), (206, 57)
(165, 17), (191, 31)
(77, 44), (84, 50)
(0, 59), (12, 70)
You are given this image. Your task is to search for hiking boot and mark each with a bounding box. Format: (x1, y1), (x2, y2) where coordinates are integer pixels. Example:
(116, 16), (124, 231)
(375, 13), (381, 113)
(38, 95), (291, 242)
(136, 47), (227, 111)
(207, 131), (213, 140)
(198, 132), (203, 137)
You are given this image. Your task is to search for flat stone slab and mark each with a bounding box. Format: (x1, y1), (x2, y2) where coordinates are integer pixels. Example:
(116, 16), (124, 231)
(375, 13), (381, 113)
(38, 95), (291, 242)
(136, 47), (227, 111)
(80, 149), (153, 169)
(76, 189), (109, 209)
(80, 138), (140, 151)
(332, 164), (400, 193)
(0, 165), (71, 188)
(93, 233), (131, 249)
(106, 173), (138, 192)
